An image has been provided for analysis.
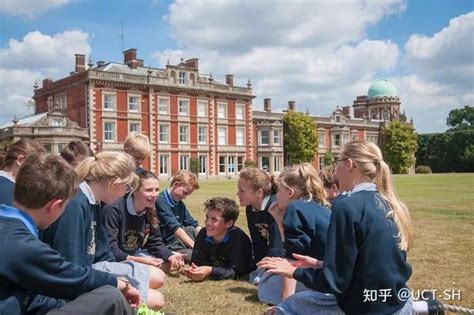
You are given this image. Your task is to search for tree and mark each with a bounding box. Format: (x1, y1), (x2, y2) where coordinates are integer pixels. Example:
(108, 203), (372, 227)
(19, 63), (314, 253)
(447, 105), (474, 131)
(244, 159), (257, 168)
(189, 158), (199, 175)
(323, 152), (334, 167)
(283, 111), (318, 164)
(382, 121), (418, 174)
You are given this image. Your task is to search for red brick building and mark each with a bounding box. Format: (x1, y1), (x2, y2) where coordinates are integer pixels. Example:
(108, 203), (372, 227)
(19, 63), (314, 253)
(33, 49), (255, 179)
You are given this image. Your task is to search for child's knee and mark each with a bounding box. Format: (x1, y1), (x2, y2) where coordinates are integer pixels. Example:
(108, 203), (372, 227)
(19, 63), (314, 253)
(149, 266), (166, 289)
(146, 289), (165, 310)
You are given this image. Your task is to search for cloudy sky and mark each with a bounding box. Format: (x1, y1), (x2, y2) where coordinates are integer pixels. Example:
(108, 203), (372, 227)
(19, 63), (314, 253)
(0, 0), (472, 133)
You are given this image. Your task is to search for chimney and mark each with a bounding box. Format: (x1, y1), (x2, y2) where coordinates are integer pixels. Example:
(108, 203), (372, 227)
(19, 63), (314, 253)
(123, 49), (137, 63)
(75, 54), (86, 73)
(288, 100), (296, 111)
(264, 98), (272, 113)
(184, 58), (199, 69)
(225, 74), (234, 86)
(43, 78), (53, 88)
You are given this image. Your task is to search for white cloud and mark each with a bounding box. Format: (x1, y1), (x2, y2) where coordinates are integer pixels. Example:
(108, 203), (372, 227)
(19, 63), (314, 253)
(0, 0), (70, 19)
(0, 30), (91, 124)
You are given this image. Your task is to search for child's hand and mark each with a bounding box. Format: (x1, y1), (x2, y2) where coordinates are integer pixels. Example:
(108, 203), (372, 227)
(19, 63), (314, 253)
(268, 201), (284, 223)
(184, 263), (212, 281)
(123, 285), (141, 308)
(168, 253), (186, 270)
(140, 256), (163, 267)
(291, 253), (322, 269)
(257, 257), (296, 278)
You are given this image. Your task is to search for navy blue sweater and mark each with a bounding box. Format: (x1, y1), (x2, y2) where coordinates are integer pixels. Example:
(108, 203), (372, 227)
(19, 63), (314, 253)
(156, 189), (198, 246)
(293, 191), (412, 315)
(0, 205), (116, 315)
(283, 199), (331, 260)
(102, 195), (173, 262)
(0, 175), (14, 206)
(191, 227), (253, 280)
(40, 189), (114, 267)
(246, 194), (284, 264)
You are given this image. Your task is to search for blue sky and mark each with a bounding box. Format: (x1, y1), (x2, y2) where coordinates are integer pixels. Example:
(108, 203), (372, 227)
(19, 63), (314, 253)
(1, 0), (473, 133)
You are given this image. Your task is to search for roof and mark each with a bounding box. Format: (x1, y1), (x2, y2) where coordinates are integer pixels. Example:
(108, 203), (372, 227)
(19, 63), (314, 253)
(0, 112), (47, 129)
(367, 79), (398, 99)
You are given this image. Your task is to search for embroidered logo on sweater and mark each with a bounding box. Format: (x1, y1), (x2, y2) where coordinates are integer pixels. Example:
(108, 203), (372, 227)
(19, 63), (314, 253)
(255, 223), (269, 241)
(87, 221), (96, 256)
(124, 230), (142, 251)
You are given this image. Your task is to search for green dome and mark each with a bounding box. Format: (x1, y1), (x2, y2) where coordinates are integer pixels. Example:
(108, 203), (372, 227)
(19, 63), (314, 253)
(367, 79), (397, 99)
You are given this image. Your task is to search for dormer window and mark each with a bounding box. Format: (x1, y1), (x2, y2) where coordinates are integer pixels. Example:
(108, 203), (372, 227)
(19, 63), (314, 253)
(52, 119), (62, 127)
(178, 71), (187, 85)
(336, 116), (341, 123)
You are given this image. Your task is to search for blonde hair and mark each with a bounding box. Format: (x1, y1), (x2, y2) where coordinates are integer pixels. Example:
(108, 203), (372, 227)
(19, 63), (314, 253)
(319, 165), (339, 189)
(124, 133), (151, 158)
(341, 140), (413, 251)
(170, 170), (200, 190)
(278, 163), (329, 206)
(238, 167), (275, 195)
(76, 151), (137, 188)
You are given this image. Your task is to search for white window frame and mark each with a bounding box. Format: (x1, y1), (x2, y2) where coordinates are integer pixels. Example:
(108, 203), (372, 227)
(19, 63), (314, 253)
(260, 156), (270, 171)
(235, 105), (244, 120)
(237, 156), (244, 172)
(199, 155), (207, 175)
(260, 130), (270, 145)
(129, 122), (140, 133)
(236, 128), (244, 146)
(178, 71), (187, 85)
(273, 130), (281, 145)
(104, 121), (115, 142)
(197, 101), (207, 117)
(103, 93), (115, 111)
(179, 155), (189, 170)
(318, 131), (325, 148)
(158, 98), (169, 114)
(227, 156), (235, 173)
(218, 156), (226, 174)
(217, 103), (227, 119)
(179, 125), (189, 144)
(159, 155), (169, 175)
(274, 156), (282, 173)
(178, 100), (189, 116)
(218, 127), (227, 145)
(159, 124), (169, 143)
(333, 134), (341, 147)
(128, 95), (140, 112)
(198, 126), (207, 144)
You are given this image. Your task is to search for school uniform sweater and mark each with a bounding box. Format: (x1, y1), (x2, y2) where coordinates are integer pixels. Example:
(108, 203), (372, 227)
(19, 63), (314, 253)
(245, 194), (284, 263)
(330, 192), (349, 208)
(0, 204), (116, 315)
(40, 183), (114, 267)
(283, 199), (331, 260)
(293, 187), (412, 315)
(102, 195), (173, 262)
(0, 171), (15, 206)
(156, 189), (198, 246)
(191, 227), (253, 280)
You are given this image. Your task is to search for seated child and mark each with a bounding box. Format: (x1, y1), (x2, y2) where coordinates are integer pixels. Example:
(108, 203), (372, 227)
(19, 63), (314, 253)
(0, 153), (139, 314)
(103, 169), (185, 272)
(40, 151), (165, 310)
(185, 197), (252, 281)
(60, 140), (94, 167)
(156, 170), (201, 262)
(319, 165), (348, 207)
(0, 138), (44, 206)
(124, 132), (151, 173)
(237, 167), (284, 284)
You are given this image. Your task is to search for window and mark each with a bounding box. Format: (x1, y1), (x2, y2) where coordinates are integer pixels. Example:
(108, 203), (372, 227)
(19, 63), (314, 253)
(104, 122), (115, 141)
(273, 130), (281, 145)
(228, 156), (235, 173)
(159, 125), (169, 143)
(179, 100), (189, 116)
(180, 155), (189, 170)
(158, 98), (168, 114)
(260, 130), (269, 145)
(319, 157), (324, 171)
(199, 155), (207, 175)
(217, 104), (227, 119)
(52, 119), (62, 127)
(367, 133), (378, 143)
(57, 143), (65, 152)
(235, 105), (244, 120)
(43, 144), (52, 152)
(104, 94), (115, 110)
(342, 133), (349, 145)
(237, 156), (244, 172)
(261, 157), (270, 171)
(219, 156), (226, 173)
(159, 155), (169, 175)
(198, 126), (207, 144)
(179, 125), (188, 143)
(318, 131), (325, 148)
(129, 122), (139, 133)
(218, 127), (226, 145)
(334, 134), (341, 146)
(129, 96), (139, 112)
(335, 116), (341, 123)
(178, 72), (187, 85)
(274, 156), (282, 172)
(236, 128), (244, 146)
(197, 101), (207, 117)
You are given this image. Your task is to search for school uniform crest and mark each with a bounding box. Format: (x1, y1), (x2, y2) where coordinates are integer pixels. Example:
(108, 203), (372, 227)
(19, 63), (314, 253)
(87, 221), (96, 256)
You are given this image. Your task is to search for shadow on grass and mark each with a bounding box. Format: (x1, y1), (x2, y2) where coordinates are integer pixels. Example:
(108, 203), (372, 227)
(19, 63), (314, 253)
(228, 286), (260, 302)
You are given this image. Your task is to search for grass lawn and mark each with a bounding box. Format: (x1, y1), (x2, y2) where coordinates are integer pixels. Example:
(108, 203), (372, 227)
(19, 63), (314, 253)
(159, 174), (474, 314)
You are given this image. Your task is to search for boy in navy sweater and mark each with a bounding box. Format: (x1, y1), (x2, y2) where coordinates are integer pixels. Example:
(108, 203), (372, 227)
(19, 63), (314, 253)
(0, 154), (139, 314)
(185, 197), (252, 281)
(156, 170), (201, 262)
(124, 132), (151, 174)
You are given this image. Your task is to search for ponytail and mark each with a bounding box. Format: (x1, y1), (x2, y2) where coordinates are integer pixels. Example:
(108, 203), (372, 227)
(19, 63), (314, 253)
(239, 167), (276, 195)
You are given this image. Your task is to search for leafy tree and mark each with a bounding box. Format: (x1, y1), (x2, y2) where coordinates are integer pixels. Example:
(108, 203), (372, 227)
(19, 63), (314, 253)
(447, 105), (474, 131)
(189, 158), (199, 175)
(244, 159), (257, 168)
(382, 121), (418, 174)
(323, 152), (334, 167)
(283, 111), (318, 164)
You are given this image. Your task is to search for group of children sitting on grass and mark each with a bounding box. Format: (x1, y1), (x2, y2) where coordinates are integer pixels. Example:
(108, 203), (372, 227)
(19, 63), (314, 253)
(0, 133), (413, 315)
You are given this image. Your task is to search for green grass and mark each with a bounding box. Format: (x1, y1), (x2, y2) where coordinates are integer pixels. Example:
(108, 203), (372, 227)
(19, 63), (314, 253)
(159, 174), (474, 314)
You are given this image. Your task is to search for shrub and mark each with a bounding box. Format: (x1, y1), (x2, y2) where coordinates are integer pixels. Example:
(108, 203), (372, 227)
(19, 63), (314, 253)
(244, 160), (257, 168)
(415, 165), (432, 174)
(190, 158), (199, 175)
